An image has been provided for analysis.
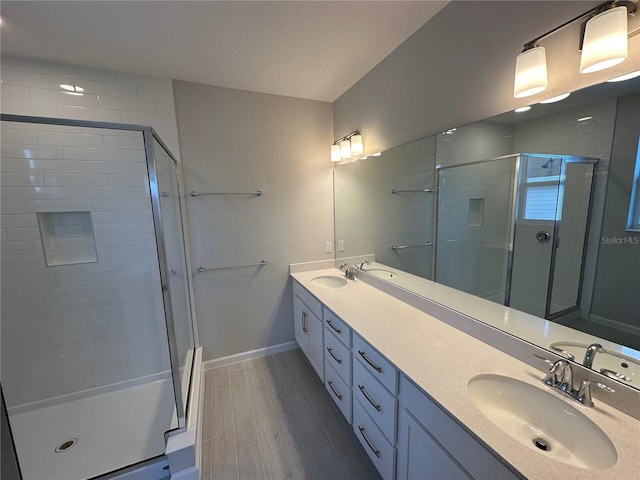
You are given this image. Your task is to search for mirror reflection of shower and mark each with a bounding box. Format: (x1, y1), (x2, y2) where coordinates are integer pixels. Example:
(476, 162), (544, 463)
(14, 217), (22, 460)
(434, 153), (597, 323)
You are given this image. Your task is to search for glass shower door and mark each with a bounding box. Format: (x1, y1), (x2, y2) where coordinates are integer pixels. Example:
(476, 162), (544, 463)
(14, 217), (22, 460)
(509, 155), (562, 317)
(435, 157), (517, 302)
(510, 155), (596, 319)
(151, 135), (195, 409)
(548, 161), (595, 317)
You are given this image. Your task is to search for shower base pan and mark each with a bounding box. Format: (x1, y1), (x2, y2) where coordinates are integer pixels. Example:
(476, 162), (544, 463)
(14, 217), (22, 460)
(9, 377), (178, 480)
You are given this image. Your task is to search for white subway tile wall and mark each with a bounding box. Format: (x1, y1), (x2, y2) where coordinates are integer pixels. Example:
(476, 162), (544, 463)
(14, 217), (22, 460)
(1, 57), (181, 408)
(0, 56), (180, 158)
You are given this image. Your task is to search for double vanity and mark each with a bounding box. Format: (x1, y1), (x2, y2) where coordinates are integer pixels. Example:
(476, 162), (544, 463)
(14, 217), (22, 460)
(290, 262), (640, 479)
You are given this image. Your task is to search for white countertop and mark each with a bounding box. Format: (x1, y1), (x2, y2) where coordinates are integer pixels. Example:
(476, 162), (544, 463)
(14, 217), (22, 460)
(361, 262), (639, 362)
(291, 267), (640, 480)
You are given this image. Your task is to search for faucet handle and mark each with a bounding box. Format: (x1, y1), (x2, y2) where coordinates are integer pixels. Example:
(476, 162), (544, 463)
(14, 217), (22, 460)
(577, 379), (615, 407)
(599, 368), (632, 382)
(534, 354), (572, 389)
(533, 353), (554, 366)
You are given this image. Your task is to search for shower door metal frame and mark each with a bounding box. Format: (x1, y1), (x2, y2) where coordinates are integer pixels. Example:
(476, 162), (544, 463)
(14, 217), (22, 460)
(0, 113), (192, 432)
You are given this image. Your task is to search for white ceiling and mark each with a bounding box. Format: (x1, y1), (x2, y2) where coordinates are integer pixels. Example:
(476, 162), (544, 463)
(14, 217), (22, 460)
(0, 1), (448, 102)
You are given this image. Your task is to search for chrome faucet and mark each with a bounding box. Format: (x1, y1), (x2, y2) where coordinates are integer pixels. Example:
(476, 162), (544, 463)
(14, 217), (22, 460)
(536, 354), (615, 406)
(543, 359), (574, 393)
(339, 262), (355, 280)
(583, 343), (604, 369)
(358, 260), (371, 270)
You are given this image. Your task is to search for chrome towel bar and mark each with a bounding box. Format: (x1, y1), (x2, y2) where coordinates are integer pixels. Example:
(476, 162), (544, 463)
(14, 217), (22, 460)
(392, 189), (434, 194)
(390, 242), (433, 250)
(190, 190), (262, 197)
(196, 259), (267, 273)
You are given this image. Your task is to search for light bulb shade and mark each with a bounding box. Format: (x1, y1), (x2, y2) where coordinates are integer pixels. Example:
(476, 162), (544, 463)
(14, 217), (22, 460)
(580, 6), (628, 74)
(514, 46), (548, 98)
(331, 144), (341, 162)
(350, 134), (364, 155)
(340, 139), (352, 159)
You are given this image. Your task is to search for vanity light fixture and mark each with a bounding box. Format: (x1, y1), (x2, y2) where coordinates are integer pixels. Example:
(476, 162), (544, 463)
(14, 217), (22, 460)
(580, 6), (629, 74)
(514, 46), (548, 98)
(513, 0), (637, 98)
(331, 131), (363, 162)
(539, 93), (571, 104)
(514, 106), (532, 113)
(331, 145), (341, 162)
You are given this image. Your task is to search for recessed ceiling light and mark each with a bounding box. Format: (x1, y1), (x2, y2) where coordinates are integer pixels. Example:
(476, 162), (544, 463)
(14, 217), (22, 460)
(514, 106), (531, 113)
(606, 70), (640, 82)
(60, 84), (84, 95)
(577, 116), (593, 122)
(370, 152), (382, 156)
(539, 93), (571, 104)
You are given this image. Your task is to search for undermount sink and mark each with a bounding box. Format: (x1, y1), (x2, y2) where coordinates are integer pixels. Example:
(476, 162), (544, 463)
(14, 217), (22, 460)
(468, 374), (617, 469)
(365, 268), (398, 280)
(311, 275), (348, 289)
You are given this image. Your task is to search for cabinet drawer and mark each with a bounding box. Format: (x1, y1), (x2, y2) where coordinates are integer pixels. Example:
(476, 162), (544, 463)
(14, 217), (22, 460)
(325, 360), (352, 423)
(353, 333), (398, 394)
(324, 330), (351, 384)
(353, 397), (395, 480)
(399, 375), (519, 480)
(323, 308), (351, 347)
(353, 358), (397, 443)
(293, 280), (323, 319)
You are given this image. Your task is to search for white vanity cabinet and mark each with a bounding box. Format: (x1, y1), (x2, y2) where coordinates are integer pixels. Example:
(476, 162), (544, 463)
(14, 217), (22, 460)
(352, 333), (399, 479)
(293, 281), (324, 379)
(324, 308), (353, 422)
(397, 375), (520, 480)
(292, 278), (521, 480)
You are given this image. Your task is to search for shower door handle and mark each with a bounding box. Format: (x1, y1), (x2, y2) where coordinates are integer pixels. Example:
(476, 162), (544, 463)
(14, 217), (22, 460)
(536, 231), (551, 243)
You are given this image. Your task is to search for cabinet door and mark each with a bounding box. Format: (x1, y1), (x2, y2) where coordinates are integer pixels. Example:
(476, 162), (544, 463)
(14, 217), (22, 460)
(307, 310), (324, 379)
(293, 295), (308, 354)
(396, 410), (470, 480)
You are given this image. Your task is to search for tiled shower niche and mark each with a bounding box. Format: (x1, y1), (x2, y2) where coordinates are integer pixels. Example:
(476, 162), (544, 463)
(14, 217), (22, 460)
(37, 211), (98, 266)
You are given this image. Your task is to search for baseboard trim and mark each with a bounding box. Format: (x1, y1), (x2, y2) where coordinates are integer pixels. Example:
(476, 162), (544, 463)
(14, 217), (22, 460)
(203, 341), (298, 370)
(589, 314), (640, 336)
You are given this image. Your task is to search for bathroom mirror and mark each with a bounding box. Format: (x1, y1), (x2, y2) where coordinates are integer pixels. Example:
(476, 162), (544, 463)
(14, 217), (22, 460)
(334, 75), (640, 389)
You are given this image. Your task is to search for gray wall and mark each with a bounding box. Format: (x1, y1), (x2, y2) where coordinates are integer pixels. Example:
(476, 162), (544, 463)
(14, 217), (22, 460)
(333, 1), (640, 154)
(334, 136), (436, 278)
(173, 81), (334, 360)
(590, 92), (640, 330)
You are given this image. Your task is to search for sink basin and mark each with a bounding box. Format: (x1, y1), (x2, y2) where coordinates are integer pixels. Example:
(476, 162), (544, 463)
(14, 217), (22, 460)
(311, 275), (348, 289)
(365, 268), (398, 280)
(468, 374), (617, 469)
(550, 341), (639, 386)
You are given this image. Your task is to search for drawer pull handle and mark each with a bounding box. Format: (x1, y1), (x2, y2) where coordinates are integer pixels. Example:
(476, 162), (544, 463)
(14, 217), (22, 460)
(326, 319), (342, 334)
(328, 381), (343, 400)
(358, 384), (382, 412)
(358, 426), (381, 458)
(327, 347), (343, 364)
(358, 350), (382, 373)
(302, 311), (308, 333)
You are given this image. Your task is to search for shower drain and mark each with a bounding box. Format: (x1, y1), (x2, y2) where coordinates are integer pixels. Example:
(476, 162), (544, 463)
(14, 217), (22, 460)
(55, 438), (77, 453)
(532, 437), (550, 452)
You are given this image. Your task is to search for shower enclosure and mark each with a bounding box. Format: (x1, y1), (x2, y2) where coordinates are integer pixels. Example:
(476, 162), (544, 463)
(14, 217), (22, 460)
(0, 114), (197, 479)
(434, 153), (597, 320)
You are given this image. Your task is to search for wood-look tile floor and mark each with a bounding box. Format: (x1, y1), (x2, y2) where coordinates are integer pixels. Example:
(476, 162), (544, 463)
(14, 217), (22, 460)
(201, 348), (382, 480)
